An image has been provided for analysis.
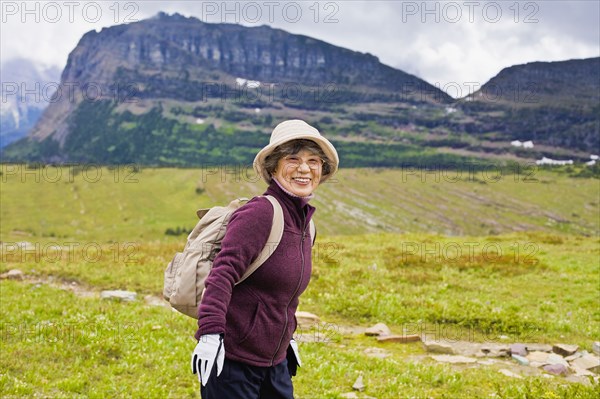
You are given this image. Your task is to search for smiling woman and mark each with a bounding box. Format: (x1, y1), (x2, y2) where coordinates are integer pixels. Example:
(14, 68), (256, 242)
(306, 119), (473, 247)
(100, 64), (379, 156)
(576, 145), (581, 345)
(191, 119), (339, 399)
(262, 140), (332, 197)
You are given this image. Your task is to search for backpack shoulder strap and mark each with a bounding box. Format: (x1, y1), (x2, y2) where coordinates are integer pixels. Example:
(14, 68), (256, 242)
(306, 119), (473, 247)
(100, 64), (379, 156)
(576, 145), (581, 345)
(236, 195), (284, 285)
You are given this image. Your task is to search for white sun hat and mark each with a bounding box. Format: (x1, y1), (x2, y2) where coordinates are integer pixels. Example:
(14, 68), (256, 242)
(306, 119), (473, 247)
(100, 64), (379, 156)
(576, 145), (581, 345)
(253, 119), (339, 184)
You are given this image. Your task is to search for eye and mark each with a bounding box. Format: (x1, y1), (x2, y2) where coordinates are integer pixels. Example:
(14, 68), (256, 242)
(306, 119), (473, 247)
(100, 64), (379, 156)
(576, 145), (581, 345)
(307, 158), (323, 168)
(286, 156), (300, 164)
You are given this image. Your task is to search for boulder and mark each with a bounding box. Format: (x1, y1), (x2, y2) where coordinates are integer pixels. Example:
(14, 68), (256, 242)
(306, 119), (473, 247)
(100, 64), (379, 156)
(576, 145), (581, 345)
(570, 365), (595, 377)
(377, 334), (420, 343)
(0, 269), (24, 280)
(422, 340), (455, 354)
(352, 373), (365, 391)
(510, 343), (528, 357)
(365, 322), (391, 337)
(511, 354), (529, 366)
(593, 342), (600, 356)
(295, 311), (320, 329)
(552, 343), (579, 357)
(543, 364), (568, 376)
(480, 343), (510, 357)
(565, 352), (583, 362)
(547, 353), (569, 368)
(527, 351), (550, 364)
(526, 343), (553, 352)
(100, 290), (137, 302)
(570, 354), (600, 374)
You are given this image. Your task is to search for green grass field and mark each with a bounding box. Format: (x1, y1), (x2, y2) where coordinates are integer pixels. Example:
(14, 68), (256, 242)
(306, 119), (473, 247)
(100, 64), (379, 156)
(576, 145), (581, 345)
(1, 165), (599, 398)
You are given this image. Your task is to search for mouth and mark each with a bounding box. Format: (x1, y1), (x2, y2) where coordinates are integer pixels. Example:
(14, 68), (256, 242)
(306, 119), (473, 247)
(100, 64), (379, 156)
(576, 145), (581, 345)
(292, 177), (311, 184)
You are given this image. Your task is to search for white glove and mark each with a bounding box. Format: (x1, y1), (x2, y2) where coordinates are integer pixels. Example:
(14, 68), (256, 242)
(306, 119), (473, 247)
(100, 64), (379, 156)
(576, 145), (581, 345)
(286, 338), (302, 376)
(290, 338), (301, 367)
(191, 334), (225, 386)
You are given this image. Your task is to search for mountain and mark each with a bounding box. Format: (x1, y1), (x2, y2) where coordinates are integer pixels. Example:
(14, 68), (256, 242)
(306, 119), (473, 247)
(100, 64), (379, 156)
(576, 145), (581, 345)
(0, 58), (61, 148)
(2, 13), (598, 167)
(23, 12), (449, 145)
(458, 57), (600, 151)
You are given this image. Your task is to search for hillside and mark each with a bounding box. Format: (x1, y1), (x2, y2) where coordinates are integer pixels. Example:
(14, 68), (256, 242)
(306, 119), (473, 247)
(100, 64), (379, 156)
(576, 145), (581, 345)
(1, 164), (599, 397)
(458, 58), (600, 151)
(1, 166), (598, 244)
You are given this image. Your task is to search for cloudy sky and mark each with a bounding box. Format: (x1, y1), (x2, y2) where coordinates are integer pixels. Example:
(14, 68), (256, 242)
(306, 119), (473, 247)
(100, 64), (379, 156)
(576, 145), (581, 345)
(1, 0), (598, 97)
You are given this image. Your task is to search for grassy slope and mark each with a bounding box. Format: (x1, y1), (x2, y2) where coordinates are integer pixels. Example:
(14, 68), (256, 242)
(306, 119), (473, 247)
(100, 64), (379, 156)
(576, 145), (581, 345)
(1, 166), (599, 397)
(1, 166), (598, 243)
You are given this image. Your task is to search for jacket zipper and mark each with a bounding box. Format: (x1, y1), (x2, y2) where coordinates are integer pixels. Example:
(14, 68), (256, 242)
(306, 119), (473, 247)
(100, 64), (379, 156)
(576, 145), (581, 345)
(271, 213), (308, 366)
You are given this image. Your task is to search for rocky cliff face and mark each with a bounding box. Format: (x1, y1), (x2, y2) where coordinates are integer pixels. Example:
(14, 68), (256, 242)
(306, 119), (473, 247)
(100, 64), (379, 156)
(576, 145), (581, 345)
(70, 12), (437, 90)
(470, 58), (600, 106)
(28, 12), (448, 144)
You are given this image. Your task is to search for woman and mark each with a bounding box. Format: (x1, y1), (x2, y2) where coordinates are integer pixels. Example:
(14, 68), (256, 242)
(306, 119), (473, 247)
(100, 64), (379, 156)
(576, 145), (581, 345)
(191, 119), (339, 398)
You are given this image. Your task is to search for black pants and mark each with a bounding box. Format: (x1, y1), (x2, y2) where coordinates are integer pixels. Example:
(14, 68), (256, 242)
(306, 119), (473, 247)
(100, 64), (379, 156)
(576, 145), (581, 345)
(200, 358), (294, 399)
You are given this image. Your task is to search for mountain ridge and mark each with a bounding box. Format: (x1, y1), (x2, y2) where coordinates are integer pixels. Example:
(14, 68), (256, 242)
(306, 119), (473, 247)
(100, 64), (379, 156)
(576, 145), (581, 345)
(2, 13), (598, 165)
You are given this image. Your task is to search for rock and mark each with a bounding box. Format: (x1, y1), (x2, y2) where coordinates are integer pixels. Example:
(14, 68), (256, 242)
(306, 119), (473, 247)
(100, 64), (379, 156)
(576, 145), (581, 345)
(570, 366), (595, 377)
(543, 363), (568, 376)
(340, 393), (359, 399)
(448, 341), (482, 357)
(295, 311), (320, 329)
(100, 290), (137, 302)
(593, 342), (600, 356)
(565, 352), (583, 362)
(510, 343), (528, 357)
(431, 355), (477, 364)
(526, 343), (553, 352)
(527, 351), (550, 364)
(552, 343), (579, 357)
(529, 362), (547, 368)
(512, 354), (530, 366)
(423, 340), (455, 354)
(570, 354), (600, 373)
(144, 295), (169, 307)
(480, 343), (510, 357)
(477, 359), (499, 366)
(547, 353), (569, 368)
(377, 334), (420, 343)
(498, 369), (523, 379)
(365, 322), (391, 337)
(352, 373), (365, 391)
(364, 347), (390, 359)
(0, 269), (24, 280)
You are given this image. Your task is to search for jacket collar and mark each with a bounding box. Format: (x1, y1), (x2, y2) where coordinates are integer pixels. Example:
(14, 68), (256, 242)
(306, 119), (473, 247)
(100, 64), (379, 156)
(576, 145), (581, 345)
(264, 179), (316, 227)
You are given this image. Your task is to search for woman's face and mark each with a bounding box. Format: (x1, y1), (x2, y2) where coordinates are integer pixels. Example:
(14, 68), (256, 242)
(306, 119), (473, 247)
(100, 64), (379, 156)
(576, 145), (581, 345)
(274, 149), (323, 197)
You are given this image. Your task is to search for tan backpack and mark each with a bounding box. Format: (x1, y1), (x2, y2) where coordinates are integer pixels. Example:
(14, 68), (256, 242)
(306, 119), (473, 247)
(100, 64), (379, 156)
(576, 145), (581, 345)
(163, 195), (315, 318)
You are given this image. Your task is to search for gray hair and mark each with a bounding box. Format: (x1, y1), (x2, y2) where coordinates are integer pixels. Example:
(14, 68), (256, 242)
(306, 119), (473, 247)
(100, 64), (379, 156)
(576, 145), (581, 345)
(264, 139), (332, 178)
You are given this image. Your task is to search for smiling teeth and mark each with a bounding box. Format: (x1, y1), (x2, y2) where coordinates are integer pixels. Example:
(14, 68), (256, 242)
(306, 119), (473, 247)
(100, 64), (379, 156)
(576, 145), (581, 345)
(294, 178), (310, 183)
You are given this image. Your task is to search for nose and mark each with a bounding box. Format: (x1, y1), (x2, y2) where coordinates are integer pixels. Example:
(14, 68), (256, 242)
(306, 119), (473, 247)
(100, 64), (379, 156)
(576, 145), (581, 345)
(297, 161), (311, 172)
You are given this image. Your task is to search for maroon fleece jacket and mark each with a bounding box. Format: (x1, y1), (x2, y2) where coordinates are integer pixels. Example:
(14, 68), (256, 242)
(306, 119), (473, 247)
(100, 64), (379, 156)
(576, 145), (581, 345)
(195, 180), (316, 367)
